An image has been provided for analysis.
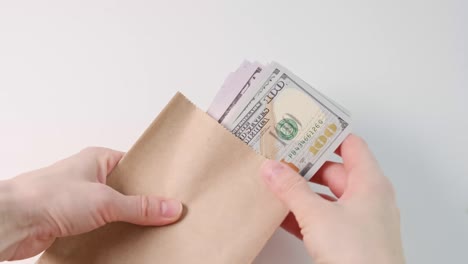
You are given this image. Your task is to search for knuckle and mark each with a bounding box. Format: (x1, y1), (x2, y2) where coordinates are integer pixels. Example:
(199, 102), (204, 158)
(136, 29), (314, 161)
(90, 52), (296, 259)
(365, 175), (399, 207)
(93, 186), (118, 222)
(80, 147), (120, 182)
(80, 147), (115, 161)
(392, 203), (401, 219)
(96, 186), (115, 207)
(350, 134), (368, 148)
(276, 173), (307, 199)
(387, 181), (397, 200)
(379, 175), (397, 200)
(384, 197), (401, 223)
(80, 146), (103, 155)
(139, 195), (151, 218)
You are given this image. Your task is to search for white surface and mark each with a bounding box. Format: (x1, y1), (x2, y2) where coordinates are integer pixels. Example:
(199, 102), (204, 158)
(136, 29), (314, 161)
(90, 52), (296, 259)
(0, 0), (467, 263)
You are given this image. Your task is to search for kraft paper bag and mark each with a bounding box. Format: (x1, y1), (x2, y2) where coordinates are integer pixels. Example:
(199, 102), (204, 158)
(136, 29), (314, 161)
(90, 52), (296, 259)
(39, 92), (288, 264)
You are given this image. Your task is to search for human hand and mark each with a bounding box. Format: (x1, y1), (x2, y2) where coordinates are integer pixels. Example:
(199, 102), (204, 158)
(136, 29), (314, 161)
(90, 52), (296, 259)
(0, 147), (182, 261)
(261, 135), (405, 264)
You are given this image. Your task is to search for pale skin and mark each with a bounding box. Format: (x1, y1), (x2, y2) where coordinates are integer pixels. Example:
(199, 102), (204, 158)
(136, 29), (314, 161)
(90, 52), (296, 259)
(261, 134), (406, 264)
(0, 147), (183, 261)
(0, 135), (405, 263)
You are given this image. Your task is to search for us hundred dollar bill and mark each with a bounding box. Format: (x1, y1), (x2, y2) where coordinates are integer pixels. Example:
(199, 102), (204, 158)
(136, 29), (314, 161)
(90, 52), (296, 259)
(220, 63), (352, 180)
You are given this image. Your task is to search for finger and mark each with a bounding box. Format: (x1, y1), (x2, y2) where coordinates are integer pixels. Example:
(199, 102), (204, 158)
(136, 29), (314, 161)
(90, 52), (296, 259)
(79, 147), (125, 183)
(261, 160), (325, 222)
(108, 190), (183, 226)
(280, 192), (336, 239)
(340, 134), (380, 176)
(311, 161), (347, 198)
(7, 236), (55, 261)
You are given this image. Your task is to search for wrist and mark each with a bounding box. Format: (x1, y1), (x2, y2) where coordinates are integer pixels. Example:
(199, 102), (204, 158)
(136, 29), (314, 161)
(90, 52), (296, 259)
(0, 179), (30, 260)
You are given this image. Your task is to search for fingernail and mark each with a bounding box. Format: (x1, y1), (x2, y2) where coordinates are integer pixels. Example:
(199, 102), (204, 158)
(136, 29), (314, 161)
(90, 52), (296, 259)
(262, 160), (285, 183)
(160, 199), (182, 218)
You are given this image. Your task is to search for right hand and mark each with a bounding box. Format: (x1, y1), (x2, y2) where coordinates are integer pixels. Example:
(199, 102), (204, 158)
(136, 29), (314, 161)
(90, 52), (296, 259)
(261, 135), (405, 264)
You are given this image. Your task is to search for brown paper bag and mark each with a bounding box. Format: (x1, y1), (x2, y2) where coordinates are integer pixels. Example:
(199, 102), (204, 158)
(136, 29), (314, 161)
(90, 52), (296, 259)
(39, 92), (288, 264)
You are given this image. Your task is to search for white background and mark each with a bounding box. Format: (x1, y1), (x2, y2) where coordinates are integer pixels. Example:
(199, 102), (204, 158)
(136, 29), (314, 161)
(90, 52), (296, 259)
(1, 0), (467, 263)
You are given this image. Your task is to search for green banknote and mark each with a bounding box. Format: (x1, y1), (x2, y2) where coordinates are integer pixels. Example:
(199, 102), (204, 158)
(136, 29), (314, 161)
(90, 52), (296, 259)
(221, 63), (351, 180)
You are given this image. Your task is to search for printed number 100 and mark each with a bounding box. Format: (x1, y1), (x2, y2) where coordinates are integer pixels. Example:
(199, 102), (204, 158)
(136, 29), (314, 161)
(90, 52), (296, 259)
(309, 123), (338, 155)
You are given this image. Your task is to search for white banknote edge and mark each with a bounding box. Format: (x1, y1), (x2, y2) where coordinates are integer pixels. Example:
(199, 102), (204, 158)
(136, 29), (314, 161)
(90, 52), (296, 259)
(227, 61), (351, 129)
(269, 61), (352, 124)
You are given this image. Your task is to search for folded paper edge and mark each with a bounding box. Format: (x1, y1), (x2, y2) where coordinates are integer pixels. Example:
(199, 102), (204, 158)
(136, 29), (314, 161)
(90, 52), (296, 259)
(121, 91), (267, 165)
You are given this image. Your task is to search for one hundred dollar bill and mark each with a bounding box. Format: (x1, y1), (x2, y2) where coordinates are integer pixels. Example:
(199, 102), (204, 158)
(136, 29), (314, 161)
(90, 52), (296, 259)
(216, 62), (352, 180)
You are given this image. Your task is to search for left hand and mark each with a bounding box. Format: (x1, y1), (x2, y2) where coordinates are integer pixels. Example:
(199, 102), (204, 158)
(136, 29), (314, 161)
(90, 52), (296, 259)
(0, 147), (183, 261)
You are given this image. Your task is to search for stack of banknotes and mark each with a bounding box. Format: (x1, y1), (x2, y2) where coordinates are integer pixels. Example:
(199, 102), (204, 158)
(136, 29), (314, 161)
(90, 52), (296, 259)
(207, 61), (351, 180)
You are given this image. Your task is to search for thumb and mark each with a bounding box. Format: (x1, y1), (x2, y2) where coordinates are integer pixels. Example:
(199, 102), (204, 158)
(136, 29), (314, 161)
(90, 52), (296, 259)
(107, 190), (183, 226)
(261, 160), (325, 221)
